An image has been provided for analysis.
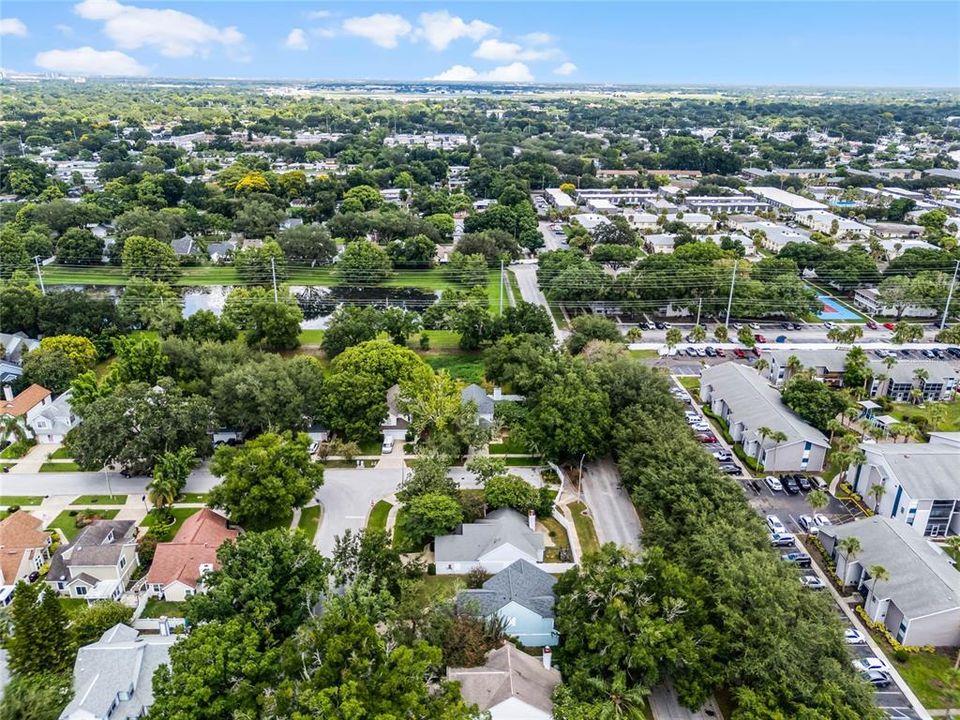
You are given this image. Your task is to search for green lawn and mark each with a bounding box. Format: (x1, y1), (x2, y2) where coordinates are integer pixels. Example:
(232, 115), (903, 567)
(367, 500), (392, 532)
(423, 353), (485, 383)
(58, 598), (90, 617)
(0, 496), (44, 506)
(890, 397), (960, 432)
(0, 441), (35, 460)
(486, 269), (504, 314)
(392, 508), (427, 553)
(416, 330), (462, 351)
(541, 516), (571, 563)
(298, 329), (325, 345)
(507, 269), (522, 308)
(178, 493), (209, 504)
(677, 376), (701, 394)
(141, 507), (201, 537)
(868, 629), (956, 708)
(568, 501), (601, 557)
(49, 509), (120, 542)
(40, 462), (81, 472)
(357, 439), (383, 455)
(141, 599), (188, 619)
(417, 574), (465, 602)
(70, 495), (126, 505)
(628, 349), (659, 359)
(489, 436), (531, 455)
(48, 447), (73, 460)
(297, 505), (323, 541)
(505, 457), (544, 467)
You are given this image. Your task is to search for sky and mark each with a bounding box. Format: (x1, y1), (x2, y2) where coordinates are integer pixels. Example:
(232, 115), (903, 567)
(1, 1), (958, 87)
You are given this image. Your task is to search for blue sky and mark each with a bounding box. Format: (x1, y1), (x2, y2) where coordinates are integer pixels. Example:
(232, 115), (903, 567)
(2, 1), (957, 87)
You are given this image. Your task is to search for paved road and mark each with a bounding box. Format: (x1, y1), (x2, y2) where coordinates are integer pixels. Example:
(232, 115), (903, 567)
(510, 262), (566, 340)
(648, 677), (722, 720)
(537, 220), (569, 252)
(582, 459), (642, 551)
(0, 466), (219, 496)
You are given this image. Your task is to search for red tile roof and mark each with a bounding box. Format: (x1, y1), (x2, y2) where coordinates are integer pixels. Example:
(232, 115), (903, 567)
(145, 509), (238, 590)
(0, 384), (50, 417)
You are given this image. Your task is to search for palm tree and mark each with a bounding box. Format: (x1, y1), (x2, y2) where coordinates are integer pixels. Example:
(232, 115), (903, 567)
(786, 355), (803, 375)
(843, 405), (861, 428)
(0, 415), (27, 445)
(754, 358), (769, 374)
(826, 418), (845, 444)
(691, 324), (707, 343)
(908, 387), (924, 406)
(713, 325), (728, 343)
(866, 425), (886, 443)
(868, 564), (890, 603)
(583, 673), (651, 720)
(837, 535), (862, 589)
(754, 426), (772, 465)
(808, 489), (829, 513)
(146, 474), (178, 519)
(827, 327), (844, 344)
(866, 483), (886, 513)
(928, 403), (949, 432)
(890, 422), (916, 444)
(883, 355), (898, 372)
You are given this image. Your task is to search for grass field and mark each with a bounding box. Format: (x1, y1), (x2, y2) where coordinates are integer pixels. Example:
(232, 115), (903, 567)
(367, 500), (392, 532)
(49, 509), (120, 542)
(628, 349), (660, 359)
(298, 329), (325, 345)
(423, 354), (485, 383)
(505, 457), (543, 467)
(489, 436), (531, 455)
(0, 496), (45, 506)
(567, 501), (601, 557)
(297, 505), (323, 541)
(507, 269), (522, 307)
(58, 598), (90, 617)
(48, 447), (73, 460)
(40, 462), (81, 472)
(868, 629), (956, 708)
(891, 397), (960, 432)
(141, 599), (187, 619)
(541, 516), (571, 562)
(416, 330), (462, 351)
(416, 574), (465, 602)
(677, 376), (701, 394)
(141, 507), (201, 537)
(70, 495), (125, 505)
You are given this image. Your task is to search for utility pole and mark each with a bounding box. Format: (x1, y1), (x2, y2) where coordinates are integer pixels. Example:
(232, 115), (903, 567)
(724, 259), (739, 329)
(270, 257), (278, 303)
(498, 259), (504, 315)
(33, 256), (46, 295)
(695, 296), (703, 327)
(940, 259), (960, 331)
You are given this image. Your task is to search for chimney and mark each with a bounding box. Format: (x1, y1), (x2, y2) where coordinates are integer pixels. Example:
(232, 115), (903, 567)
(542, 646), (552, 670)
(2, 385), (12, 402)
(527, 509), (536, 531)
(158, 616), (170, 636)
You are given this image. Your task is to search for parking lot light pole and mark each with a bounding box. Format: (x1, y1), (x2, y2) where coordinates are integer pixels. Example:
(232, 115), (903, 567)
(724, 260), (739, 329)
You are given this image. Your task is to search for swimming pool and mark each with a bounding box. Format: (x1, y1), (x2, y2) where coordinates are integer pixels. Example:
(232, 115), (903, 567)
(817, 295), (862, 321)
(831, 200), (858, 208)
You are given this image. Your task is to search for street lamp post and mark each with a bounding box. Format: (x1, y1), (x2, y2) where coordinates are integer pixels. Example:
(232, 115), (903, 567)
(577, 453), (586, 502)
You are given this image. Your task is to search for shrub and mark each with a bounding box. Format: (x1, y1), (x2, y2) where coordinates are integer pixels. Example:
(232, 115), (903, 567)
(466, 566), (491, 589)
(427, 563), (436, 576)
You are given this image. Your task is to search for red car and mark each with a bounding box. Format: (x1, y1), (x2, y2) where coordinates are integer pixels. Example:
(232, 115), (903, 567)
(754, 334), (766, 343)
(696, 433), (718, 443)
(883, 322), (896, 331)
(715, 348), (726, 357)
(866, 320), (878, 330)
(751, 347), (761, 357)
(733, 349), (747, 359)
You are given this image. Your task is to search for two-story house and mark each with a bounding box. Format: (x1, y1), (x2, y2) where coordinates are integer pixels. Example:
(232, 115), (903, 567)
(47, 520), (139, 602)
(0, 510), (52, 598)
(27, 390), (80, 444)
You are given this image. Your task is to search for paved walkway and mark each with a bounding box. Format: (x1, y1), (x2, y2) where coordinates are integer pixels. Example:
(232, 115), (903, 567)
(9, 443), (58, 473)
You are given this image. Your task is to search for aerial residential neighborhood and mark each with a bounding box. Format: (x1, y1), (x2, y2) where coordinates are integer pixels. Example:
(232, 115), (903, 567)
(0, 1), (959, 719)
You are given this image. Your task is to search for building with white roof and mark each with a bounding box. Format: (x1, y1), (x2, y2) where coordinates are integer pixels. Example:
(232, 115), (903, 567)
(738, 220), (812, 251)
(795, 210), (870, 237)
(684, 195), (771, 215)
(544, 188), (576, 210)
(747, 187), (828, 212)
(571, 213), (611, 231)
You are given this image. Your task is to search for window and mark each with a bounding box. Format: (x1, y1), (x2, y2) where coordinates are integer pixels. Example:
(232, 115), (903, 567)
(119, 556), (127, 570)
(75, 586), (87, 597)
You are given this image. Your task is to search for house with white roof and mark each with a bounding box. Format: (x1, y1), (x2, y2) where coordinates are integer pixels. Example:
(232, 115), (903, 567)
(819, 517), (960, 646)
(434, 508), (544, 575)
(59, 624), (176, 720)
(746, 187), (828, 213)
(796, 209), (870, 237)
(847, 435), (960, 538)
(27, 390), (79, 444)
(700, 363), (829, 472)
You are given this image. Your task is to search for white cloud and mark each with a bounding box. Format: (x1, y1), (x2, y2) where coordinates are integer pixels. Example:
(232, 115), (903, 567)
(341, 13), (411, 48)
(56, 24), (75, 35)
(74, 0), (245, 58)
(285, 28), (308, 50)
(306, 10), (332, 20)
(428, 62), (533, 83)
(0, 18), (27, 36)
(35, 46), (147, 76)
(414, 10), (496, 51)
(428, 64), (478, 81)
(553, 61), (577, 76)
(473, 38), (558, 62)
(521, 32), (552, 46)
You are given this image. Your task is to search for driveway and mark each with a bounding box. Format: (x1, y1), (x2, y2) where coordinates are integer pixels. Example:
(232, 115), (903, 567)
(582, 459), (642, 551)
(509, 262), (567, 341)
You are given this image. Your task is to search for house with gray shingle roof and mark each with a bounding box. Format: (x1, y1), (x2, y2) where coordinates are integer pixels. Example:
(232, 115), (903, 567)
(460, 384), (495, 426)
(435, 508), (544, 576)
(47, 520), (138, 601)
(456, 560), (558, 647)
(700, 363), (829, 472)
(447, 643), (560, 720)
(59, 623), (175, 720)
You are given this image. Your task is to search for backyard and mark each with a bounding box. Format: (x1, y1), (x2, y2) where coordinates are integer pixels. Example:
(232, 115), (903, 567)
(49, 509), (120, 542)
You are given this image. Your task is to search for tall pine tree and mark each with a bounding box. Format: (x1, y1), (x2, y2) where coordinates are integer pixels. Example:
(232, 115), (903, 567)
(8, 581), (70, 676)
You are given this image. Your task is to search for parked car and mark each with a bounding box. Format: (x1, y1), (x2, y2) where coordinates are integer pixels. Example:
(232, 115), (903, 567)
(712, 450), (733, 461)
(27, 570), (40, 583)
(853, 657), (890, 673)
(932, 348), (946, 359)
(766, 514), (786, 534)
(814, 514), (832, 529)
(798, 514), (817, 533)
(731, 322), (743, 330)
(860, 670), (891, 688)
(947, 347), (960, 359)
(715, 348), (726, 357)
(749, 322), (760, 330)
(866, 320), (878, 330)
(705, 346), (717, 357)
(381, 438), (395, 454)
(308, 441), (320, 455)
(751, 347), (761, 357)
(823, 321), (836, 330)
(883, 322), (896, 331)
(685, 347), (698, 357)
(921, 349), (935, 359)
(754, 334), (766, 343)
(770, 532), (796, 547)
(782, 552), (812, 568)
(796, 474), (812, 492)
(654, 322), (667, 330)
(844, 629), (867, 645)
(764, 475), (783, 492)
(800, 575), (826, 590)
(733, 349), (747, 359)
(775, 335), (787, 343)
(719, 463), (741, 475)
(782, 476), (800, 495)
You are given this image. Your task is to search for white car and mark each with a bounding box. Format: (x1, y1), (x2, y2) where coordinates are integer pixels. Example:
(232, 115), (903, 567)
(712, 450), (732, 461)
(381, 438), (395, 454)
(800, 575), (826, 590)
(824, 321), (836, 330)
(798, 514), (816, 533)
(749, 322), (761, 330)
(853, 657), (890, 673)
(814, 514), (832, 528)
(766, 514), (786, 534)
(770, 532), (796, 547)
(844, 629), (867, 645)
(764, 475), (783, 492)
(691, 423), (711, 433)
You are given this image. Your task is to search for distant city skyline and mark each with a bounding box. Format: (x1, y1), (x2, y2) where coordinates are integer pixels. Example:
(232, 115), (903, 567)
(1, 1), (958, 88)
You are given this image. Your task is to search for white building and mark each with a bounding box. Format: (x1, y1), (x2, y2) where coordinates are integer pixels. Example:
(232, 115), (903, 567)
(738, 220), (813, 251)
(684, 195), (771, 215)
(544, 188), (576, 211)
(746, 187), (828, 212)
(852, 287), (938, 319)
(796, 210), (871, 237)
